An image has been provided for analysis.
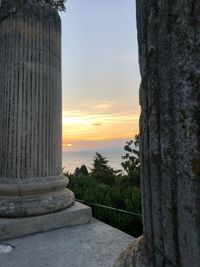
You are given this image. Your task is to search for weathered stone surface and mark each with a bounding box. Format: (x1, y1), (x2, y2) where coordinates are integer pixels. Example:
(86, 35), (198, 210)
(0, 1), (75, 217)
(116, 1), (200, 267)
(113, 236), (147, 267)
(0, 219), (132, 267)
(0, 202), (92, 241)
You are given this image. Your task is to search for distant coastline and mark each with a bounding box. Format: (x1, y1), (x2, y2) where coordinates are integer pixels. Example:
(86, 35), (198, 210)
(62, 146), (124, 174)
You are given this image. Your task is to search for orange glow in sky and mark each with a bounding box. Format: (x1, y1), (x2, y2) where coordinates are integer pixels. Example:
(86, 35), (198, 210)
(61, 1), (140, 150)
(62, 100), (140, 149)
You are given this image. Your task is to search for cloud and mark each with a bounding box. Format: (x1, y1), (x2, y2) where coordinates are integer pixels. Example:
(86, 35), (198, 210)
(62, 100), (140, 143)
(63, 100), (115, 114)
(91, 123), (102, 126)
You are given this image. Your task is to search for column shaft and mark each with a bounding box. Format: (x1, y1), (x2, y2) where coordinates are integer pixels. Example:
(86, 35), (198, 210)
(136, 1), (200, 267)
(0, 2), (74, 217)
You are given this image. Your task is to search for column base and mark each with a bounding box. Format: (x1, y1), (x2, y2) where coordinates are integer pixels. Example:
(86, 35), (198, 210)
(0, 189), (75, 218)
(0, 175), (75, 217)
(0, 202), (92, 241)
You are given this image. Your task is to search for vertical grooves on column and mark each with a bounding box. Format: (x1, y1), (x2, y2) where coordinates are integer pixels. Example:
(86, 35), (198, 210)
(1, 19), (6, 177)
(31, 13), (38, 176)
(138, 0), (155, 263)
(3, 19), (7, 177)
(2, 18), (6, 177)
(42, 14), (45, 176)
(12, 17), (18, 178)
(0, 20), (2, 176)
(41, 10), (44, 177)
(48, 9), (51, 176)
(0, 18), (2, 177)
(56, 16), (60, 175)
(35, 10), (38, 177)
(5, 18), (10, 177)
(137, 1), (200, 267)
(29, 14), (33, 178)
(51, 16), (54, 176)
(25, 15), (30, 179)
(3, 18), (7, 177)
(15, 15), (20, 179)
(16, 15), (21, 178)
(0, 5), (62, 179)
(147, 1), (165, 266)
(37, 9), (41, 176)
(50, 19), (53, 175)
(0, 3), (74, 217)
(58, 17), (62, 175)
(5, 17), (10, 178)
(44, 10), (48, 176)
(1, 20), (3, 176)
(20, 15), (25, 179)
(10, 17), (15, 178)
(46, 14), (50, 177)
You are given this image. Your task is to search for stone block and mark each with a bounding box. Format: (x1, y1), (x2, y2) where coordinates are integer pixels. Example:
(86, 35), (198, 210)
(0, 202), (92, 241)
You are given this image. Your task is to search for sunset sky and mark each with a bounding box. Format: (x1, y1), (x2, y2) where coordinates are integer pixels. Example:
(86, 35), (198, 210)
(60, 0), (140, 150)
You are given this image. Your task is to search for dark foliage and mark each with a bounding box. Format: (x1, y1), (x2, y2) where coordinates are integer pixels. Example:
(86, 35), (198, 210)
(121, 135), (140, 186)
(1, 0), (67, 12)
(74, 165), (89, 177)
(90, 153), (116, 186)
(65, 140), (142, 237)
(79, 165), (89, 176)
(36, 0), (67, 11)
(67, 174), (142, 237)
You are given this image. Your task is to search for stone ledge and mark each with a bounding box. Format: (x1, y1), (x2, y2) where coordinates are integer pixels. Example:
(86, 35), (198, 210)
(0, 202), (92, 241)
(0, 219), (133, 267)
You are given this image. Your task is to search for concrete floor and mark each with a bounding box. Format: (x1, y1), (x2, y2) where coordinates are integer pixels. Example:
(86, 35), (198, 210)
(0, 219), (133, 267)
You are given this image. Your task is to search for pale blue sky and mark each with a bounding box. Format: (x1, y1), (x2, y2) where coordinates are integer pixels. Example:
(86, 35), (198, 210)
(60, 0), (140, 147)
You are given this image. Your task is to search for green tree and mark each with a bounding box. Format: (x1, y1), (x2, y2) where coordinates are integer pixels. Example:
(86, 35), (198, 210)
(74, 167), (81, 177)
(90, 153), (116, 186)
(121, 135), (140, 186)
(80, 165), (89, 176)
(74, 165), (89, 177)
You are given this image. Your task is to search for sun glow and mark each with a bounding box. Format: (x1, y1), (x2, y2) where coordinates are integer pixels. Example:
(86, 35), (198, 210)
(63, 143), (73, 149)
(62, 101), (140, 149)
(67, 144), (73, 147)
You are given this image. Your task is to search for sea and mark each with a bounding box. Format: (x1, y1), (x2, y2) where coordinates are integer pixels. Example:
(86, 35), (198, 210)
(62, 147), (124, 174)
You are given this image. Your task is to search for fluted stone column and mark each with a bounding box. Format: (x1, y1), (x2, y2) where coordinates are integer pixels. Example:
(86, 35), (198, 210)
(137, 2), (200, 266)
(114, 1), (200, 267)
(0, 1), (75, 217)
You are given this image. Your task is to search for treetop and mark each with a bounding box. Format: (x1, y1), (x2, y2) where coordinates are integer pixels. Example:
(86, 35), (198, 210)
(0, 0), (67, 12)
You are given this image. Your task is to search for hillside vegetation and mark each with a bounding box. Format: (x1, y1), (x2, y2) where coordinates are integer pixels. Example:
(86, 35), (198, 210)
(66, 136), (143, 237)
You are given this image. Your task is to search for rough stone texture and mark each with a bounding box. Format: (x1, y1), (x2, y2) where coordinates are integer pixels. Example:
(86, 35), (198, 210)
(0, 202), (92, 241)
(141, 1), (199, 267)
(0, 1), (75, 217)
(115, 1), (200, 267)
(113, 236), (146, 267)
(0, 220), (133, 267)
